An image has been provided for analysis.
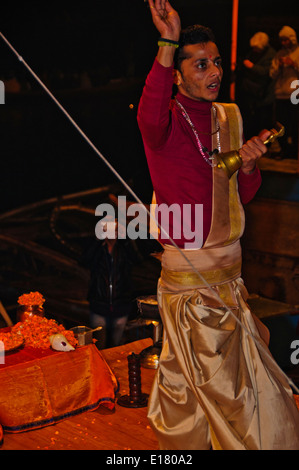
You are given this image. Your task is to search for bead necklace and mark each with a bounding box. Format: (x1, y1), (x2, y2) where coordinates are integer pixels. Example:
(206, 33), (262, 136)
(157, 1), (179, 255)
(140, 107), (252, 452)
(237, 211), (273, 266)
(175, 98), (221, 167)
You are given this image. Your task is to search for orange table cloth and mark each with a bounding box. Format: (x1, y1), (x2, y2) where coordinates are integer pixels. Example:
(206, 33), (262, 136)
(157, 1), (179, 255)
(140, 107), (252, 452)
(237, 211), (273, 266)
(0, 342), (118, 433)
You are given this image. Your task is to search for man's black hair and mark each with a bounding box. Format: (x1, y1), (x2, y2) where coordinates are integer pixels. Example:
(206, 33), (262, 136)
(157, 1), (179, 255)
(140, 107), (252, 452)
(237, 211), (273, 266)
(174, 25), (217, 71)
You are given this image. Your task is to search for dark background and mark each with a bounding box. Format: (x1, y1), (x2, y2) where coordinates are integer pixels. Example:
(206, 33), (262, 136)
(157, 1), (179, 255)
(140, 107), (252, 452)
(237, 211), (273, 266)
(1, 0), (299, 212)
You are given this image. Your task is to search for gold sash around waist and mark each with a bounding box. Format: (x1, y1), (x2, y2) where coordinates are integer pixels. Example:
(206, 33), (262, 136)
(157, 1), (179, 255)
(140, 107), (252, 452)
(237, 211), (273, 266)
(161, 260), (242, 288)
(160, 241), (242, 288)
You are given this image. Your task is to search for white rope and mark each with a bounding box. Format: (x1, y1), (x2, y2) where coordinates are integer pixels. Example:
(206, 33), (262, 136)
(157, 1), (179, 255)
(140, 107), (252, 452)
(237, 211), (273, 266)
(2, 31), (298, 401)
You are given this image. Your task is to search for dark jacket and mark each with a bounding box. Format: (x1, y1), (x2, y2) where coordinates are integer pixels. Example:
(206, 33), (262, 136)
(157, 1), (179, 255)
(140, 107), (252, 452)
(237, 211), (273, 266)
(241, 45), (276, 106)
(83, 238), (141, 317)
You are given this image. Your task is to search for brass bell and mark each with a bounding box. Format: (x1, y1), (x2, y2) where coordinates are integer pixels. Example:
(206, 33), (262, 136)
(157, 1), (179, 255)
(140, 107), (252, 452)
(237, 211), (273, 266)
(216, 122), (285, 178)
(216, 150), (243, 178)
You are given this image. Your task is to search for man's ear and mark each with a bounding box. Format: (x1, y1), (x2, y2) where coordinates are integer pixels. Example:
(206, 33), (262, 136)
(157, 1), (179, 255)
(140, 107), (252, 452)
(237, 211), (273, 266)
(173, 69), (182, 86)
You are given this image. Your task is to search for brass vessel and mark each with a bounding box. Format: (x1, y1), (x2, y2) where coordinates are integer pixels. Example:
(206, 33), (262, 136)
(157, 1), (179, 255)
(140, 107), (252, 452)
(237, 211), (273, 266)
(216, 122), (285, 178)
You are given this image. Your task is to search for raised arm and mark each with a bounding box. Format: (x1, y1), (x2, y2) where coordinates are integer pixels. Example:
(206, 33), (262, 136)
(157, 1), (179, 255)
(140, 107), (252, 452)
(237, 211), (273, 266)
(148, 0), (181, 66)
(137, 1), (181, 149)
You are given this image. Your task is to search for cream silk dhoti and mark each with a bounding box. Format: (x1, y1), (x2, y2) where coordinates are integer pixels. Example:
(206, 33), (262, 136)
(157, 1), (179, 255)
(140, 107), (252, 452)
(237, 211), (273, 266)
(147, 103), (299, 450)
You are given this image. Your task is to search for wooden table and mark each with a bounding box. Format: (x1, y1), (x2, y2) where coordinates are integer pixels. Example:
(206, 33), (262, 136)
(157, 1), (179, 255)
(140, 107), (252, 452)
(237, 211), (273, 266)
(0, 338), (159, 450)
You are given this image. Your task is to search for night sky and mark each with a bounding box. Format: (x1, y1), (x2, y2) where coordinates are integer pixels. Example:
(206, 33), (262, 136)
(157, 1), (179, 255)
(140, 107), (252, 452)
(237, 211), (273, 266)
(1, 0), (299, 210)
(2, 0), (299, 76)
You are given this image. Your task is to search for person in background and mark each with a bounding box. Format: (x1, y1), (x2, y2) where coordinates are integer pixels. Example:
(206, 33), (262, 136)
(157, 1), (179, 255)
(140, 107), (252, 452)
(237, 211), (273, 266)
(239, 32), (276, 139)
(270, 26), (299, 159)
(83, 219), (141, 348)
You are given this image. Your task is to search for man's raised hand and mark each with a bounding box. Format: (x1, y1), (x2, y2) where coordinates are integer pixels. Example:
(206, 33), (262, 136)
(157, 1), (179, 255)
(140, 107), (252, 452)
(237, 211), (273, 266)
(148, 0), (181, 41)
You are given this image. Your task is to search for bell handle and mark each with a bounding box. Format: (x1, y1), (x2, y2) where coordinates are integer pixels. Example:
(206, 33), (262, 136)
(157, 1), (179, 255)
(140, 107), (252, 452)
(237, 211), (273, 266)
(263, 122), (285, 146)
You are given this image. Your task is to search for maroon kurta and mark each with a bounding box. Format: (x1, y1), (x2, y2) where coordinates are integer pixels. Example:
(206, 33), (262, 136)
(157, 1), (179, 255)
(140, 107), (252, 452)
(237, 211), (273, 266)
(137, 59), (261, 247)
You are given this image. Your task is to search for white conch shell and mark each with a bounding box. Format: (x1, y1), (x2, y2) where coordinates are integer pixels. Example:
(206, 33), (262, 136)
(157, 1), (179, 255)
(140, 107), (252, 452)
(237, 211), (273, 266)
(49, 334), (75, 352)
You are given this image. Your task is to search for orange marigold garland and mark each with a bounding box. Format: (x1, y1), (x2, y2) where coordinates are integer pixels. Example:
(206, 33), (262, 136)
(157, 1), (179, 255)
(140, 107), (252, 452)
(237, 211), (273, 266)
(0, 331), (24, 351)
(17, 291), (45, 306)
(12, 316), (78, 349)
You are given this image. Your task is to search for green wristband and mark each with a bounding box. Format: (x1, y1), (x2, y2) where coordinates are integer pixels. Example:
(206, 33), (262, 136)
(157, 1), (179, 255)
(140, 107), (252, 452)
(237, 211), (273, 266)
(158, 38), (179, 48)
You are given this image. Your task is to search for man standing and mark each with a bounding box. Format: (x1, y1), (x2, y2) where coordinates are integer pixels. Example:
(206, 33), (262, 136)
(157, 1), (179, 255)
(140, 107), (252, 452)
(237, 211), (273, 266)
(239, 32), (276, 138)
(137, 0), (299, 450)
(270, 26), (299, 159)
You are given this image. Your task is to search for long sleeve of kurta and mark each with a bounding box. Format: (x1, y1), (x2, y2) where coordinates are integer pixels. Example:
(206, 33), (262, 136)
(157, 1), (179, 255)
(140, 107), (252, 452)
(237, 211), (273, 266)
(138, 59), (261, 246)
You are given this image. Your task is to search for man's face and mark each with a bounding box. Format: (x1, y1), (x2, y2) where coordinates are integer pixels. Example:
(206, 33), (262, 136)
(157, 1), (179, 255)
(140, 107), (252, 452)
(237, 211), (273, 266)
(175, 41), (223, 101)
